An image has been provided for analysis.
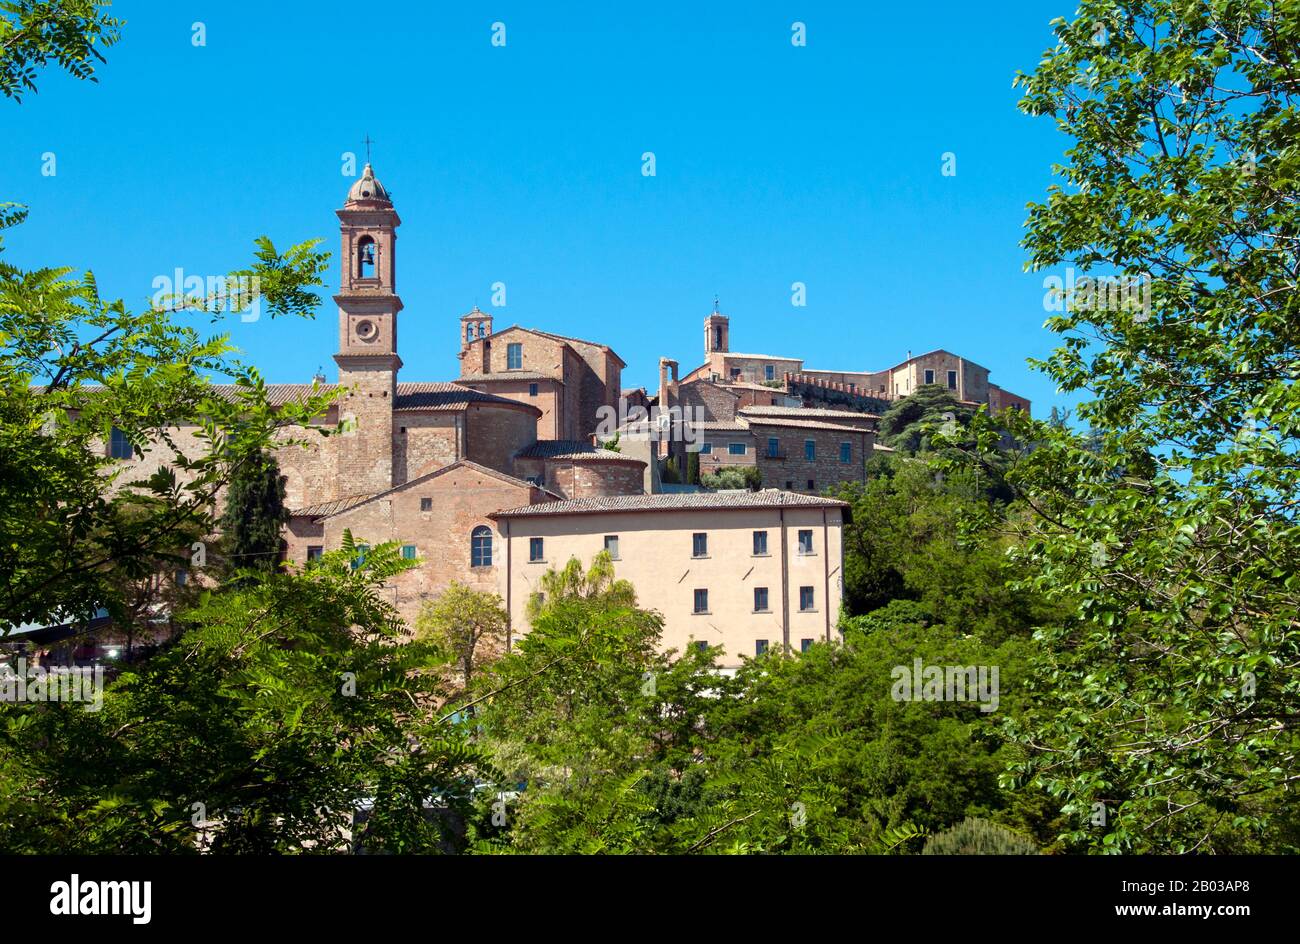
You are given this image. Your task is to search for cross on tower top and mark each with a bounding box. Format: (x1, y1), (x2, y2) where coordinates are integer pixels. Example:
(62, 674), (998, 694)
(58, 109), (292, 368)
(363, 134), (375, 163)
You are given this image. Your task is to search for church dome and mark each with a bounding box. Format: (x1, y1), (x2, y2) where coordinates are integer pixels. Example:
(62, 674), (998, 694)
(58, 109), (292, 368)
(346, 164), (391, 205)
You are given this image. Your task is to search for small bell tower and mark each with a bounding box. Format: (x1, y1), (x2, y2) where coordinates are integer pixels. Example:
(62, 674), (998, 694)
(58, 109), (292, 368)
(460, 305), (493, 352)
(704, 300), (729, 355)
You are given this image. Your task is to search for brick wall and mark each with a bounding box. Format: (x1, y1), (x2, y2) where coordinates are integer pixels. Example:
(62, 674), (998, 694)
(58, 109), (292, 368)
(394, 413), (460, 483)
(749, 424), (871, 493)
(460, 378), (561, 438)
(465, 402), (539, 476)
(321, 464), (542, 630)
(678, 380), (741, 422)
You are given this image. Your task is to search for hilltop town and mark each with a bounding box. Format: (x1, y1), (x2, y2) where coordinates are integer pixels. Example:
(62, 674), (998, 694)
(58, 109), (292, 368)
(76, 164), (1028, 669)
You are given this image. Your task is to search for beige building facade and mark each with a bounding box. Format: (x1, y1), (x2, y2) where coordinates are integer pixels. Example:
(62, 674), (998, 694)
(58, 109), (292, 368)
(491, 492), (848, 669)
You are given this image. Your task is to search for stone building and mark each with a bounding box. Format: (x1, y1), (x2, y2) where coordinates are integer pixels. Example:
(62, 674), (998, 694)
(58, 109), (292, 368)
(79, 164), (847, 670)
(491, 491), (848, 666)
(661, 308), (1032, 420)
(457, 315), (625, 442)
(692, 409), (874, 493)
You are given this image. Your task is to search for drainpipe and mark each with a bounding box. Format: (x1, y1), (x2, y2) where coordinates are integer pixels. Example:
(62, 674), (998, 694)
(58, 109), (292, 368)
(779, 507), (790, 653)
(822, 509), (831, 642)
(503, 518), (512, 649)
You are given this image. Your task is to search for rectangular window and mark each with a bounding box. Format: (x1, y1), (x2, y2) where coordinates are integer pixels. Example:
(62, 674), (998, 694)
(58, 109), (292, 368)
(947, 369), (958, 390)
(402, 544), (417, 560)
(840, 441), (852, 463)
(529, 537), (544, 562)
(420, 497), (432, 512)
(808, 479), (816, 491)
(801, 638), (814, 653)
(699, 442), (713, 454)
(693, 588), (709, 613)
(799, 586), (815, 611)
(798, 529), (814, 554)
(755, 639), (769, 656)
(307, 546), (323, 562)
(754, 587), (769, 612)
(694, 641), (709, 653)
(175, 569), (188, 586)
(767, 437), (780, 458)
(109, 426), (132, 460)
(692, 532), (708, 558)
(785, 480), (794, 490)
(924, 369), (935, 385)
(730, 367), (741, 379)
(728, 442), (747, 456)
(804, 439), (815, 461)
(507, 342), (523, 370)
(352, 544), (369, 571)
(752, 530), (768, 555)
(528, 382), (539, 397)
(604, 535), (620, 559)
(765, 364), (775, 381)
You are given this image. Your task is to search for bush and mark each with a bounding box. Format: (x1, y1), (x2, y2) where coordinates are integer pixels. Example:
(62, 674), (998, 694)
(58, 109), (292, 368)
(922, 817), (1038, 855)
(700, 466), (761, 491)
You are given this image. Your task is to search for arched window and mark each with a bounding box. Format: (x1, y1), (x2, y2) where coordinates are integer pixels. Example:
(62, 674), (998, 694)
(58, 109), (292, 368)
(357, 236), (376, 279)
(470, 526), (493, 567)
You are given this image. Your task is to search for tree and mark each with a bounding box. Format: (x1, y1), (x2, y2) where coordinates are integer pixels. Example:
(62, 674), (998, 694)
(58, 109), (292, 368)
(876, 384), (973, 454)
(219, 447), (289, 578)
(0, 219), (336, 631)
(0, 539), (482, 853)
(0, 0), (122, 101)
(968, 0), (1300, 853)
(416, 583), (509, 690)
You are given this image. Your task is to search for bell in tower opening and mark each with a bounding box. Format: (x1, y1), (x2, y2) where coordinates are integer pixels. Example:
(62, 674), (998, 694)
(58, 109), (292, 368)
(357, 236), (376, 279)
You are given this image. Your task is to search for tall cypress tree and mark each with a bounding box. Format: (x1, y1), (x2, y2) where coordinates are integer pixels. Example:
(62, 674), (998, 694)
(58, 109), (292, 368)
(220, 448), (288, 577)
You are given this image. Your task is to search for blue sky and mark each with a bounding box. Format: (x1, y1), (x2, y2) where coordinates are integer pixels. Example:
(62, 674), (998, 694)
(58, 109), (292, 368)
(3, 0), (1079, 410)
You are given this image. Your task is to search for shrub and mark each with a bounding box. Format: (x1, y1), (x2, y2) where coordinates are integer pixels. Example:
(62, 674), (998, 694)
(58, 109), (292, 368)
(922, 817), (1038, 855)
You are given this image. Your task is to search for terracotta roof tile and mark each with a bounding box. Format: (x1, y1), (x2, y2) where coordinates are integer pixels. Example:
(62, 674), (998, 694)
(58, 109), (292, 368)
(491, 490), (848, 519)
(515, 441), (643, 463)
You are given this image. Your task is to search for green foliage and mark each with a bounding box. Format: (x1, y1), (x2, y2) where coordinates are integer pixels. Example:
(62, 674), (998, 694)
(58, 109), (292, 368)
(686, 450), (701, 485)
(0, 0), (122, 101)
(0, 540), (482, 853)
(219, 448), (288, 579)
(464, 551), (1056, 854)
(700, 465), (761, 491)
(922, 817), (1039, 855)
(416, 583), (508, 690)
(832, 456), (1060, 642)
(877, 384), (973, 454)
(0, 226), (341, 632)
(962, 0), (1300, 853)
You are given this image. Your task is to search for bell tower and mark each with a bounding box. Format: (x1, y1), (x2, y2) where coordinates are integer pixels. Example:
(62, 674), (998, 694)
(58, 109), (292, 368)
(704, 304), (729, 355)
(460, 305), (493, 352)
(334, 163), (402, 494)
